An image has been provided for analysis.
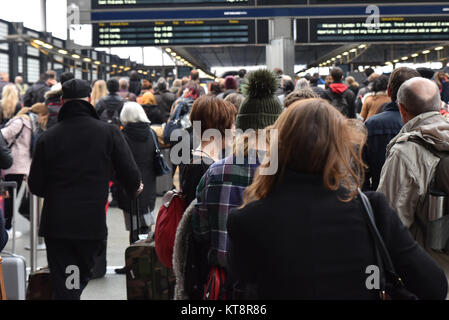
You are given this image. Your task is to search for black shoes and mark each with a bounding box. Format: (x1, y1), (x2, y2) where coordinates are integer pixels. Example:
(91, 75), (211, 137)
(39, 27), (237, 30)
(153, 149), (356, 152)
(114, 266), (126, 274)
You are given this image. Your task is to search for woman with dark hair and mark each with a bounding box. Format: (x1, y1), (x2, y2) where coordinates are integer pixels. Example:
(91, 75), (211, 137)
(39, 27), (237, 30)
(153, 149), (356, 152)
(360, 75), (391, 121)
(208, 82), (223, 97)
(180, 95), (237, 205)
(128, 71), (142, 97)
(226, 98), (447, 300)
(217, 76), (239, 100)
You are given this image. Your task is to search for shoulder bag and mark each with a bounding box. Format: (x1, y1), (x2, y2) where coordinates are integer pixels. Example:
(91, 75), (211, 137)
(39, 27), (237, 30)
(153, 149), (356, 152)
(149, 127), (171, 177)
(358, 189), (418, 300)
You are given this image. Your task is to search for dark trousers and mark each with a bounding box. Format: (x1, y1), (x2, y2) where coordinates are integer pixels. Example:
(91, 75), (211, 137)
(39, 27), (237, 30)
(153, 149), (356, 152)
(45, 238), (103, 300)
(4, 174), (24, 230)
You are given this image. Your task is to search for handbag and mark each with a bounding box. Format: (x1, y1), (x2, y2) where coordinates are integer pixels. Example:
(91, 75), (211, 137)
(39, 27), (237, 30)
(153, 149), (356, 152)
(149, 128), (171, 177)
(358, 189), (418, 300)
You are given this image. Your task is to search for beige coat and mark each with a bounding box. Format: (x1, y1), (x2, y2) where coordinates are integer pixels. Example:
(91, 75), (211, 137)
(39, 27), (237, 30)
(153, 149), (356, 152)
(377, 111), (449, 292)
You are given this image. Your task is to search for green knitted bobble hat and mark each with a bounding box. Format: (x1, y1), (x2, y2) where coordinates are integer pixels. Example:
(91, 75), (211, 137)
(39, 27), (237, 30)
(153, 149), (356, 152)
(235, 69), (283, 131)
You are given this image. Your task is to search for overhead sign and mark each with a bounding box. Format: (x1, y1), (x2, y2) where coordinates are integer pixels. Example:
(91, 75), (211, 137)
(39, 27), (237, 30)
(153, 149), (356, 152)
(297, 16), (449, 43)
(91, 0), (448, 9)
(92, 19), (268, 47)
(92, 0), (255, 9)
(90, 5), (449, 23)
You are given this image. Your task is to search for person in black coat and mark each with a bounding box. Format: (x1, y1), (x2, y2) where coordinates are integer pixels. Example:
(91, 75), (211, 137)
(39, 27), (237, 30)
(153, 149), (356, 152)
(28, 79), (142, 300)
(0, 132), (13, 251)
(128, 71), (142, 97)
(96, 78), (126, 127)
(227, 98), (448, 300)
(116, 101), (157, 241)
(154, 78), (176, 122)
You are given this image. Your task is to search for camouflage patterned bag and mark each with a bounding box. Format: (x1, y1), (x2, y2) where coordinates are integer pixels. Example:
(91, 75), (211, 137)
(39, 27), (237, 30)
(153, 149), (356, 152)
(125, 240), (175, 300)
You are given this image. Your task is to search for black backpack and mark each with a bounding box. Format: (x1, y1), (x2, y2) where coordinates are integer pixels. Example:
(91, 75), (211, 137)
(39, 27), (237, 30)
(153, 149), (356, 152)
(327, 89), (350, 117)
(100, 103), (122, 126)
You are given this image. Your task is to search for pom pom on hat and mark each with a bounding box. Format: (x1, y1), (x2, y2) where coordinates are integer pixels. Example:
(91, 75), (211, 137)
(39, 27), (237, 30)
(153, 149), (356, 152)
(236, 69), (283, 131)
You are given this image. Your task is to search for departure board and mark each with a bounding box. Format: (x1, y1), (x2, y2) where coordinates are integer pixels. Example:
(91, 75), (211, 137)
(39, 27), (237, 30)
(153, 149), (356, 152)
(297, 16), (449, 43)
(92, 20), (268, 47)
(92, 0), (254, 9)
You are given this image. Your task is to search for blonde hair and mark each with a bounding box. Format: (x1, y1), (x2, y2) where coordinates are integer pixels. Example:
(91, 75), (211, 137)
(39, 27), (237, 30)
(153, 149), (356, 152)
(345, 76), (359, 87)
(16, 103), (49, 130)
(91, 80), (108, 107)
(1, 84), (20, 120)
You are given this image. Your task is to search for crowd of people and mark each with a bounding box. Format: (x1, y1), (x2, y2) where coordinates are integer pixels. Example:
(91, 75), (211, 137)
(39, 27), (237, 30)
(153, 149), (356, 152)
(0, 63), (449, 300)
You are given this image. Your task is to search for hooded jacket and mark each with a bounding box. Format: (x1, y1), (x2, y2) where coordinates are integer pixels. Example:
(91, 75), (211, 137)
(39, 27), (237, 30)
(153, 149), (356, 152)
(28, 99), (141, 239)
(322, 82), (356, 118)
(377, 111), (449, 286)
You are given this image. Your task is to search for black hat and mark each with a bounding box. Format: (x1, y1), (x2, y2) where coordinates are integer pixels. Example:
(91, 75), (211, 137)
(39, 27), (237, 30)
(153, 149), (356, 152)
(62, 79), (92, 99)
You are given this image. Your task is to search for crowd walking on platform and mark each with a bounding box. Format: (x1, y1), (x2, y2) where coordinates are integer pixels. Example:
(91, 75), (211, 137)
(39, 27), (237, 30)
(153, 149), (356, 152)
(0, 62), (449, 301)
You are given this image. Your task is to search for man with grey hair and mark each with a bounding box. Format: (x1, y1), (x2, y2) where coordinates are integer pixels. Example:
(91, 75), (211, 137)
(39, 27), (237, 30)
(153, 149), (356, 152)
(154, 77), (175, 122)
(378, 77), (449, 291)
(119, 78), (137, 102)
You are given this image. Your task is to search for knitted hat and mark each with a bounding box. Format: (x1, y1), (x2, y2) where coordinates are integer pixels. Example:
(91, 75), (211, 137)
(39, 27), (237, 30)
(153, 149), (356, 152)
(235, 69), (283, 131)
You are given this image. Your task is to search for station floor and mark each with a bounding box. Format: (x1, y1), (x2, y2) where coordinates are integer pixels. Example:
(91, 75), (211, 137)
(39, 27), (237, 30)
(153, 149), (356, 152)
(3, 196), (164, 300)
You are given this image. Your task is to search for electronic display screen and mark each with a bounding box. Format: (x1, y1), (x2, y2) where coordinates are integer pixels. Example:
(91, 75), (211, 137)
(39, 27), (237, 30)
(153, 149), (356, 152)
(91, 0), (254, 9)
(93, 19), (268, 47)
(297, 16), (449, 43)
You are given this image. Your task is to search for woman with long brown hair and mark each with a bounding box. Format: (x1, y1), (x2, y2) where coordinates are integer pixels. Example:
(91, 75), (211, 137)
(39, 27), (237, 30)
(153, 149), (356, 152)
(226, 98), (447, 300)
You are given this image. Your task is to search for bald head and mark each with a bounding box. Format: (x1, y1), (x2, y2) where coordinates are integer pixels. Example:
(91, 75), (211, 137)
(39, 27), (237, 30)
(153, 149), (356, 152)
(397, 77), (440, 121)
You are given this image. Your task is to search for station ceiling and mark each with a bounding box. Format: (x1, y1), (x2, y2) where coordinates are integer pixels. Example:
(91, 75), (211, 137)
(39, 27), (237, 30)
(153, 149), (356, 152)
(175, 42), (448, 76)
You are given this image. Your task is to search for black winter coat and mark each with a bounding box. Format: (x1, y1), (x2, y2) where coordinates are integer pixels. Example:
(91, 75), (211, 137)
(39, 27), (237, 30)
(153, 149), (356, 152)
(28, 99), (141, 240)
(154, 89), (176, 122)
(227, 171), (448, 300)
(117, 122), (157, 214)
(129, 80), (142, 97)
(141, 104), (164, 125)
(23, 81), (51, 107)
(0, 133), (12, 251)
(0, 132), (12, 169)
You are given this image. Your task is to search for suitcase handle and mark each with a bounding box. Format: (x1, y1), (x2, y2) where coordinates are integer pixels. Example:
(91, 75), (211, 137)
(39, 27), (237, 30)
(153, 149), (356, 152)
(0, 182), (17, 189)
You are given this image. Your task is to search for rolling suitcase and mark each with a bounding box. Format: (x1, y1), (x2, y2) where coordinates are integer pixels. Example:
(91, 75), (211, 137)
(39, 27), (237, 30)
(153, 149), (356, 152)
(125, 198), (175, 300)
(1, 253), (26, 300)
(156, 148), (174, 196)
